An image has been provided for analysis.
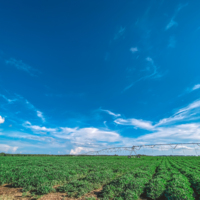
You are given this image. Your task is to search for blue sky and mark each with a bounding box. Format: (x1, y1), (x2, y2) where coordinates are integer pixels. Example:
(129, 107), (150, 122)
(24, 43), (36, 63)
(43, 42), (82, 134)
(1, 0), (200, 155)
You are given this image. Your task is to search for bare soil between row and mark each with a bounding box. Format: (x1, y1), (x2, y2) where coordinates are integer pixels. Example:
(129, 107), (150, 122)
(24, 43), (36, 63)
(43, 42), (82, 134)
(0, 184), (153, 200)
(0, 184), (103, 200)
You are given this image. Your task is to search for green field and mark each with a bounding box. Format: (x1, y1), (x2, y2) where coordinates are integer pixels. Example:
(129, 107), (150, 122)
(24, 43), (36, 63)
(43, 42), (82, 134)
(1, 156), (200, 199)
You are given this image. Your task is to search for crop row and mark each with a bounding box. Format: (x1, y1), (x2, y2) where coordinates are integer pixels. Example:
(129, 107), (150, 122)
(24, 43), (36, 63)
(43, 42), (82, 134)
(99, 159), (162, 200)
(146, 157), (194, 200)
(169, 157), (200, 198)
(0, 156), (153, 195)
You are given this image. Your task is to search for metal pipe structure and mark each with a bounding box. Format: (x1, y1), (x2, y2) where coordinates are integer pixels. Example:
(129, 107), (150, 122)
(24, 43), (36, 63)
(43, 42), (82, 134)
(84, 143), (200, 156)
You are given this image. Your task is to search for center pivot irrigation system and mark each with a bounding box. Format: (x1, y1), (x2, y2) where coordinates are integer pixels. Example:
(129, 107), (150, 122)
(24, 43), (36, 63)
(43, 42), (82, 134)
(84, 143), (200, 156)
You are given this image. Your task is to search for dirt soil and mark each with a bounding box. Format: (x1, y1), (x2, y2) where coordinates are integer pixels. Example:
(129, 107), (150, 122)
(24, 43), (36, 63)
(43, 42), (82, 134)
(0, 184), (102, 200)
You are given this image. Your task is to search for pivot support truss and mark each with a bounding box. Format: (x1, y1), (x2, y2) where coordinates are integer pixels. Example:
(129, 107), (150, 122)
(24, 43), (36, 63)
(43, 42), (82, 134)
(84, 143), (200, 156)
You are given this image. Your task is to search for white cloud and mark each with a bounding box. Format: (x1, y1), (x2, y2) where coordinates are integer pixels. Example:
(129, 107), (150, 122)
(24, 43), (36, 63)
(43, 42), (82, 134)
(101, 109), (121, 117)
(54, 127), (121, 144)
(0, 116), (5, 124)
(155, 100), (200, 127)
(130, 47), (138, 53)
(135, 123), (200, 144)
(114, 99), (200, 132)
(176, 100), (200, 115)
(37, 111), (45, 122)
(0, 144), (18, 153)
(70, 147), (95, 155)
(192, 84), (200, 91)
(70, 147), (84, 154)
(114, 118), (154, 130)
(23, 121), (56, 133)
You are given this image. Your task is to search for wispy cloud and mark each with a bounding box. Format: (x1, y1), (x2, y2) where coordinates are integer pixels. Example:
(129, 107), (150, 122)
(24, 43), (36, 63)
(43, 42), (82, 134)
(0, 93), (46, 126)
(5, 58), (40, 76)
(168, 36), (176, 48)
(3, 98), (200, 154)
(0, 116), (5, 124)
(114, 118), (154, 130)
(0, 94), (17, 103)
(103, 121), (108, 128)
(123, 57), (162, 92)
(134, 123), (200, 145)
(24, 99), (46, 122)
(154, 99), (200, 127)
(115, 99), (200, 131)
(179, 84), (200, 97)
(100, 109), (121, 117)
(192, 84), (200, 91)
(23, 121), (56, 134)
(36, 111), (45, 122)
(165, 19), (178, 30)
(130, 47), (138, 53)
(165, 3), (188, 30)
(114, 27), (125, 40)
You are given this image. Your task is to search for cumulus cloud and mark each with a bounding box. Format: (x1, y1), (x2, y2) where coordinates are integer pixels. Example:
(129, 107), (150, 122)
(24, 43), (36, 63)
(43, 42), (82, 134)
(0, 116), (5, 124)
(0, 144), (18, 153)
(70, 147), (96, 155)
(55, 127), (121, 143)
(70, 147), (84, 154)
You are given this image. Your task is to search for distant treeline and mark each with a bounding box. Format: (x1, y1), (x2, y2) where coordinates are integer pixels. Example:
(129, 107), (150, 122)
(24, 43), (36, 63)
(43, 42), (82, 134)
(0, 152), (121, 157)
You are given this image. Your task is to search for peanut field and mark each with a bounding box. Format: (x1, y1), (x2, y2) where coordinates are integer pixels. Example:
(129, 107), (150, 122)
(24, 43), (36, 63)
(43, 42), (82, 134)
(0, 156), (200, 199)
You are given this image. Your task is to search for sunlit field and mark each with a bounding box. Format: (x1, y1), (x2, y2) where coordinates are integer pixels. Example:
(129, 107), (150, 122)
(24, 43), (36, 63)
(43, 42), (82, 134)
(1, 155), (200, 199)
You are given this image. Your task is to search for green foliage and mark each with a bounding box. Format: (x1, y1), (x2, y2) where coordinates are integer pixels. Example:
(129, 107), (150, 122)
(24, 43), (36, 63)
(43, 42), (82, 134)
(124, 189), (139, 200)
(85, 197), (96, 200)
(1, 156), (199, 199)
(147, 178), (167, 199)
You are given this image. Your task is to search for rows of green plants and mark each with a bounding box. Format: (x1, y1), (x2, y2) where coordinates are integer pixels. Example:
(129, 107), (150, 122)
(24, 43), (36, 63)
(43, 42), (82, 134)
(146, 157), (195, 200)
(0, 156), (150, 196)
(1, 156), (200, 199)
(99, 158), (162, 200)
(57, 158), (150, 198)
(169, 157), (200, 197)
